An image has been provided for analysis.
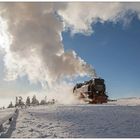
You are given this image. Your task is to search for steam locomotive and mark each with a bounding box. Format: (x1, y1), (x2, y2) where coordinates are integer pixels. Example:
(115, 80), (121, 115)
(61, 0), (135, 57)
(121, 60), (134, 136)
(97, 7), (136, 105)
(73, 78), (108, 104)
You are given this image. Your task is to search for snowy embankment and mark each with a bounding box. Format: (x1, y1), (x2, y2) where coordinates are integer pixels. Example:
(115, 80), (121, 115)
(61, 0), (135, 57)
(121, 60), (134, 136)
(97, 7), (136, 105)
(0, 108), (17, 138)
(0, 108), (15, 124)
(1, 98), (140, 138)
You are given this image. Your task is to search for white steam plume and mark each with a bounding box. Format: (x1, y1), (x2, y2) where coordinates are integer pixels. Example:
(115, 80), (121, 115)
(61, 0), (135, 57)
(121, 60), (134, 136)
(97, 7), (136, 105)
(0, 3), (96, 88)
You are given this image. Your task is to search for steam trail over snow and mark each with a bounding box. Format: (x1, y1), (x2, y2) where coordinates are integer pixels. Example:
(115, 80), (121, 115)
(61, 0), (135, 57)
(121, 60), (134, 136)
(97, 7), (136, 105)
(0, 3), (96, 88)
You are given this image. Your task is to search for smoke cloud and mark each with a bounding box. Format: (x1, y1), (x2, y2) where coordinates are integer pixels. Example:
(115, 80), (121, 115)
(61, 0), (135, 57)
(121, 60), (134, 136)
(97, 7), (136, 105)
(0, 3), (96, 88)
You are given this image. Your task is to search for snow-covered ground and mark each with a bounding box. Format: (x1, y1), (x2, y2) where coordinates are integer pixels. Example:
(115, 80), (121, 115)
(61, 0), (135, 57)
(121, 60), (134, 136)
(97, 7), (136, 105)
(1, 98), (140, 138)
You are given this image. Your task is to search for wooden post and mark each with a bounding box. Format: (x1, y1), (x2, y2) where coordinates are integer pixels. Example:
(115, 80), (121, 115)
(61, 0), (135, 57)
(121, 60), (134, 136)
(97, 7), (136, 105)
(9, 117), (12, 123)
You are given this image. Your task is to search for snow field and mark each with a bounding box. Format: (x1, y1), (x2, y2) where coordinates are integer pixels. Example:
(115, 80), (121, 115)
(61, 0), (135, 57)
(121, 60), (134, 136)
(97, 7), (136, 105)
(9, 104), (140, 138)
(1, 98), (140, 138)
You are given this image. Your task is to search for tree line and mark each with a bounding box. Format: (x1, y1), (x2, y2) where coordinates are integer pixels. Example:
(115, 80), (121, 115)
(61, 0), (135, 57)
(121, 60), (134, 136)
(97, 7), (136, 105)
(7, 95), (55, 108)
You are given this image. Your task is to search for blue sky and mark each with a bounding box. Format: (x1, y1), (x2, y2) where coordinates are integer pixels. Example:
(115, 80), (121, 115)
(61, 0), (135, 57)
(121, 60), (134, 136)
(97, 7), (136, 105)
(62, 13), (140, 99)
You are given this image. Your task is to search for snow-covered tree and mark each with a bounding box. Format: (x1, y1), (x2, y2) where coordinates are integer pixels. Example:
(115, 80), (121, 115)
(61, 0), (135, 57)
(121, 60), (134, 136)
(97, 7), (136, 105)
(15, 96), (25, 107)
(40, 100), (46, 105)
(40, 96), (47, 105)
(31, 95), (39, 105)
(45, 96), (47, 102)
(15, 96), (19, 107)
(26, 96), (31, 106)
(8, 101), (14, 108)
(18, 96), (25, 106)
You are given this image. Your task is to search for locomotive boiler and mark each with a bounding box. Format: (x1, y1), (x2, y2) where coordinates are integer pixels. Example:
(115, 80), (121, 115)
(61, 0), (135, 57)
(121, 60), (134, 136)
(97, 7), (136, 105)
(73, 78), (108, 104)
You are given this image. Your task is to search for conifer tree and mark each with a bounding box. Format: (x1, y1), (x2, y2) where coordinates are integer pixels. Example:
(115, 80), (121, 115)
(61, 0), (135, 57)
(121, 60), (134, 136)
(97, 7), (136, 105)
(8, 101), (14, 108)
(26, 96), (31, 106)
(31, 95), (39, 105)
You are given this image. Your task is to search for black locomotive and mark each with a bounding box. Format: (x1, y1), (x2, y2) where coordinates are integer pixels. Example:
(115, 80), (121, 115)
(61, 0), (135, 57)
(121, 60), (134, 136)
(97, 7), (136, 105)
(73, 78), (108, 104)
